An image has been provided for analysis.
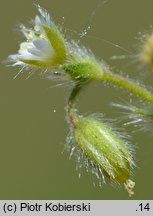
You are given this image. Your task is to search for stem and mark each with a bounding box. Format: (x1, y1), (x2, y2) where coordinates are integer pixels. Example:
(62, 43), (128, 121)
(67, 84), (82, 127)
(100, 71), (153, 104)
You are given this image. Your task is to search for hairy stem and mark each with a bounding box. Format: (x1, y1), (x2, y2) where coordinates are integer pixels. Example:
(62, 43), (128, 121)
(100, 71), (153, 104)
(67, 84), (82, 127)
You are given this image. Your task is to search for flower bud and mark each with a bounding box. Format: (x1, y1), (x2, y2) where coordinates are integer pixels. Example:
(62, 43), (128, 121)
(73, 116), (135, 195)
(140, 32), (153, 72)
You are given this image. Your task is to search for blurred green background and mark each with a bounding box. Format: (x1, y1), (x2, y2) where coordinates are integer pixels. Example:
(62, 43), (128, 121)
(0, 0), (153, 199)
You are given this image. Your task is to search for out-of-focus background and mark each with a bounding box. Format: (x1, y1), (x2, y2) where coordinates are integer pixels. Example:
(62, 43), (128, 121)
(0, 0), (153, 199)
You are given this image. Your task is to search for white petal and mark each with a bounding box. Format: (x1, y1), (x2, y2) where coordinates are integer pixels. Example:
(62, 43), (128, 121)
(19, 48), (30, 56)
(33, 38), (52, 54)
(35, 15), (41, 26)
(18, 49), (39, 60)
(27, 47), (43, 57)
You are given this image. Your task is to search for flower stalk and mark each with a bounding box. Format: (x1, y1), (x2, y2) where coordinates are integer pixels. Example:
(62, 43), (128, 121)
(67, 84), (82, 127)
(99, 71), (153, 105)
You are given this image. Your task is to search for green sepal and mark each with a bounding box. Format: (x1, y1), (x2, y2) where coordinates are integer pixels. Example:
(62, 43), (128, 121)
(42, 24), (67, 65)
(19, 58), (54, 67)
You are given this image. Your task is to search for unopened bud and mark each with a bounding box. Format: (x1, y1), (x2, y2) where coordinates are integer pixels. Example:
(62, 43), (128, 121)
(73, 116), (135, 195)
(140, 32), (153, 72)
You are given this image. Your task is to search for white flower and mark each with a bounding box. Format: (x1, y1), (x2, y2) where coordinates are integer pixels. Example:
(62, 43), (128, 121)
(9, 5), (66, 67)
